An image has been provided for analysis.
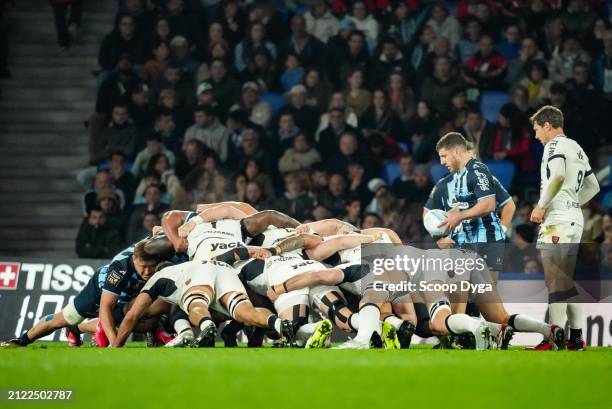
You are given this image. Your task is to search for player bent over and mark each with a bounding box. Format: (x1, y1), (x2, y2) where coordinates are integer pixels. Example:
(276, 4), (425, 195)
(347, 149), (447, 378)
(112, 260), (294, 347)
(1, 240), (168, 348)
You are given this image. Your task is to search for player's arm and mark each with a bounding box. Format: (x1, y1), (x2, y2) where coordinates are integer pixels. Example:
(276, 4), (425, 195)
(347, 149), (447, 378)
(99, 291), (120, 346)
(443, 196), (496, 234)
(178, 206), (247, 238)
(305, 233), (377, 261)
(267, 269), (343, 300)
(112, 292), (153, 347)
(499, 198), (515, 231)
(241, 210), (300, 237)
(266, 233), (323, 256)
(577, 170), (600, 205)
(531, 155), (566, 223)
(196, 202), (257, 215)
(296, 219), (356, 236)
(161, 210), (190, 252)
(362, 227), (402, 244)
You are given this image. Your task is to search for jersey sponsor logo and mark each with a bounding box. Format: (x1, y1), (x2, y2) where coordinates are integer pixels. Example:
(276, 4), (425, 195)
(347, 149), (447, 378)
(107, 271), (123, 286)
(474, 169), (490, 192)
(0, 262), (20, 290)
(547, 139), (558, 158)
(291, 260), (318, 270)
(210, 241), (243, 251)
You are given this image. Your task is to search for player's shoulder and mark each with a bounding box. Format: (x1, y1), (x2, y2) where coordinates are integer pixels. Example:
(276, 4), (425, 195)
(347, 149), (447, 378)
(468, 158), (491, 173)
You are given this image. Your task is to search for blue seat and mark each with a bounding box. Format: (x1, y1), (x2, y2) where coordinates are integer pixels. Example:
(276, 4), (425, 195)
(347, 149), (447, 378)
(479, 91), (511, 123)
(382, 160), (401, 184)
(260, 92), (286, 114)
(483, 160), (515, 189)
(431, 164), (449, 182)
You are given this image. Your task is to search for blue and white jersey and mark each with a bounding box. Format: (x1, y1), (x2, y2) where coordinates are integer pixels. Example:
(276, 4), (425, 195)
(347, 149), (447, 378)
(424, 159), (506, 244)
(96, 251), (145, 304)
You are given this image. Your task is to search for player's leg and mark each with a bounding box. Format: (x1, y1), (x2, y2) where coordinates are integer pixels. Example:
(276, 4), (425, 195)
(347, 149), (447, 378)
(164, 306), (195, 347)
(181, 284), (216, 347)
(388, 297), (417, 349)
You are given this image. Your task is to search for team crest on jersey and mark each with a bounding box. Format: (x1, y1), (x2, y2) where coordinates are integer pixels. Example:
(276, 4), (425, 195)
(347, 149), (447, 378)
(552, 236), (560, 244)
(185, 278), (192, 286)
(107, 271), (123, 286)
(474, 170), (490, 191)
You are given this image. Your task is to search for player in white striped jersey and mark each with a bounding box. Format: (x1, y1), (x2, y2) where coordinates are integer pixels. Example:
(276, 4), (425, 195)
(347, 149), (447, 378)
(529, 105), (600, 351)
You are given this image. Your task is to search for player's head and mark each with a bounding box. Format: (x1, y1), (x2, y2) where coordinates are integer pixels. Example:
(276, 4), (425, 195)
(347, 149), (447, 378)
(436, 132), (469, 172)
(133, 239), (167, 281)
(530, 105), (564, 144)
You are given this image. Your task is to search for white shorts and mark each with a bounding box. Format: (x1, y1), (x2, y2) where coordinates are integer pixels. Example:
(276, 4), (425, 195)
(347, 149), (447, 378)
(62, 299), (85, 325)
(536, 222), (582, 255)
(274, 288), (310, 315)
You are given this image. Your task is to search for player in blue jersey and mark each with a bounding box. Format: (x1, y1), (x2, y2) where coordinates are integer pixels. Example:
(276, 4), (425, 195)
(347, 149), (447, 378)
(0, 239), (169, 348)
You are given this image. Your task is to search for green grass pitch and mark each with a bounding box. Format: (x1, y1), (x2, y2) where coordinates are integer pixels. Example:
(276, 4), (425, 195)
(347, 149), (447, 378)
(1, 343), (611, 408)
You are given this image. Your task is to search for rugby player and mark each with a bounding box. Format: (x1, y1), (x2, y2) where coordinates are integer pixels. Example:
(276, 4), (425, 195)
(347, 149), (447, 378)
(529, 105), (600, 350)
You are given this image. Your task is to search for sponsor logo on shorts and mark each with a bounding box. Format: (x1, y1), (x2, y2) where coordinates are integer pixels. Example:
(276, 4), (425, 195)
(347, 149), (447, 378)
(0, 262), (20, 290)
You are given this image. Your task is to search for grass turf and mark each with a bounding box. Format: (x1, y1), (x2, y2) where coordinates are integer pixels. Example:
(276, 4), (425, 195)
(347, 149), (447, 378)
(1, 343), (611, 408)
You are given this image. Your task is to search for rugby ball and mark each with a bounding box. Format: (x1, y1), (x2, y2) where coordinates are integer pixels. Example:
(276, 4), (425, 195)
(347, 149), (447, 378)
(423, 209), (448, 237)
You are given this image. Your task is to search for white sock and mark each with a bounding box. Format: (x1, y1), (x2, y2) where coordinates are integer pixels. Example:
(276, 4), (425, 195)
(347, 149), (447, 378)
(353, 305), (380, 343)
(199, 318), (214, 331)
(273, 318), (282, 334)
(549, 303), (567, 327)
(511, 314), (550, 337)
(486, 321), (502, 337)
(384, 315), (403, 330)
(446, 314), (481, 335)
(349, 313), (359, 331)
(295, 322), (319, 347)
(174, 319), (191, 334)
(567, 303), (582, 329)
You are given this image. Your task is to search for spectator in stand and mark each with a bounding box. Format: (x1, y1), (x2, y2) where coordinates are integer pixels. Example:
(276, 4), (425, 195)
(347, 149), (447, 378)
(284, 84), (320, 137)
(241, 158), (275, 202)
(280, 15), (325, 69)
(163, 0), (203, 51)
(584, 16), (608, 57)
(234, 22), (277, 73)
(107, 150), (136, 207)
(134, 154), (185, 205)
(127, 183), (169, 242)
(152, 16), (172, 44)
(421, 55), (464, 121)
(322, 173), (348, 217)
(342, 194), (362, 227)
(239, 47), (280, 93)
(361, 89), (403, 140)
(152, 63), (195, 113)
(275, 173), (314, 220)
(365, 132), (401, 174)
(369, 36), (412, 88)
(511, 200), (535, 230)
(307, 164), (329, 205)
(405, 100), (440, 162)
(96, 187), (126, 238)
(506, 36), (545, 87)
(377, 190), (422, 243)
(244, 180), (271, 211)
(462, 103), (495, 161)
(344, 68), (371, 118)
(227, 174), (248, 202)
(492, 103), (535, 175)
(281, 53), (304, 93)
(457, 17), (483, 64)
(75, 206), (122, 259)
(96, 53), (139, 116)
(175, 139), (203, 181)
(213, 0), (246, 48)
(317, 107), (360, 160)
(506, 224), (538, 273)
(182, 105), (230, 162)
(548, 36), (591, 83)
(304, 0), (339, 44)
(195, 82), (219, 114)
(386, 72), (415, 124)
(423, 36), (458, 76)
(205, 59), (240, 116)
(449, 86), (469, 129)
(335, 29), (370, 87)
(90, 103), (138, 164)
(317, 92), (359, 136)
(391, 153), (415, 200)
(276, 111), (301, 152)
(231, 82), (272, 128)
(346, 161), (371, 206)
(348, 0), (379, 50)
(385, 0), (428, 48)
(49, 0), (82, 54)
(410, 25), (437, 84)
(229, 128), (267, 172)
(182, 154), (228, 205)
(561, 0), (598, 40)
(496, 23), (521, 62)
(302, 67), (332, 114)
(131, 133), (176, 179)
(404, 164), (433, 209)
(127, 83), (153, 135)
(362, 212), (383, 229)
(541, 16), (564, 58)
(83, 170), (116, 215)
(593, 30), (612, 133)
(124, 0), (154, 36)
(278, 132), (322, 175)
(153, 108), (183, 154)
(510, 84), (533, 118)
(426, 3), (461, 49)
(463, 35), (508, 90)
(126, 211), (160, 243)
(169, 35), (198, 76)
(519, 59), (552, 108)
(98, 14), (144, 74)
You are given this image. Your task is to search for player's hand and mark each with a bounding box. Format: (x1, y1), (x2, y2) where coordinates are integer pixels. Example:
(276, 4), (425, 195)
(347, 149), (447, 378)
(249, 246), (272, 259)
(530, 207), (545, 224)
(294, 224), (311, 234)
(178, 221), (195, 238)
(266, 287), (279, 302)
(337, 224), (353, 235)
(369, 231), (383, 241)
(439, 211), (462, 235)
(436, 237), (455, 249)
(152, 225), (164, 235)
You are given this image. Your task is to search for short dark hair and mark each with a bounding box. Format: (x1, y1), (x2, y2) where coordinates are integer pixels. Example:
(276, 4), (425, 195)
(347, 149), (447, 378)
(466, 102), (481, 116)
(134, 239), (164, 263)
(436, 132), (468, 151)
(530, 105), (564, 128)
(89, 205), (104, 215)
(146, 133), (163, 142)
(194, 104), (214, 116)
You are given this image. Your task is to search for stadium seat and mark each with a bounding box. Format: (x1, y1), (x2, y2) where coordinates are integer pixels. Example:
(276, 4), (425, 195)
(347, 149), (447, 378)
(479, 91), (511, 123)
(430, 164), (449, 182)
(483, 160), (515, 189)
(382, 160), (401, 184)
(260, 92), (287, 114)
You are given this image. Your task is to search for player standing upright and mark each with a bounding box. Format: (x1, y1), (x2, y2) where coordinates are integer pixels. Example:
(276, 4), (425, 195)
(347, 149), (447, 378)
(529, 105), (600, 350)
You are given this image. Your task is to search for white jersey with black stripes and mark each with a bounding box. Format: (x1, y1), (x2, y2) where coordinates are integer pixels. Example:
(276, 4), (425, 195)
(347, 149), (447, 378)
(187, 219), (246, 260)
(336, 231), (393, 264)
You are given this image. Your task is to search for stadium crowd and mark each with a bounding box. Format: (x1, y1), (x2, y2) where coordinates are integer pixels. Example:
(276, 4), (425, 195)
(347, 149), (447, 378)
(73, 0), (612, 273)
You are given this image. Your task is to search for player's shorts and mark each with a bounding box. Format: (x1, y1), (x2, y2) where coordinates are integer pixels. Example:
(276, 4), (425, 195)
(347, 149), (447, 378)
(309, 285), (343, 312)
(63, 278), (127, 325)
(536, 222), (582, 255)
(274, 288), (310, 314)
(461, 240), (505, 271)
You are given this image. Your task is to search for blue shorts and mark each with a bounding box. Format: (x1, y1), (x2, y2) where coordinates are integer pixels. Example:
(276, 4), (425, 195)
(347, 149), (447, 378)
(73, 276), (127, 323)
(461, 240), (506, 272)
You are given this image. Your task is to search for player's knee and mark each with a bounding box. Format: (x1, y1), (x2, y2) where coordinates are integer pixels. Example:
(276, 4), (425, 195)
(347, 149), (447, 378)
(428, 300), (452, 335)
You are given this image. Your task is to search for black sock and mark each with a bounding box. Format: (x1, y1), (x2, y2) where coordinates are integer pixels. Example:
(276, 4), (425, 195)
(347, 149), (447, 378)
(18, 332), (32, 346)
(68, 325), (82, 336)
(569, 328), (582, 341)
